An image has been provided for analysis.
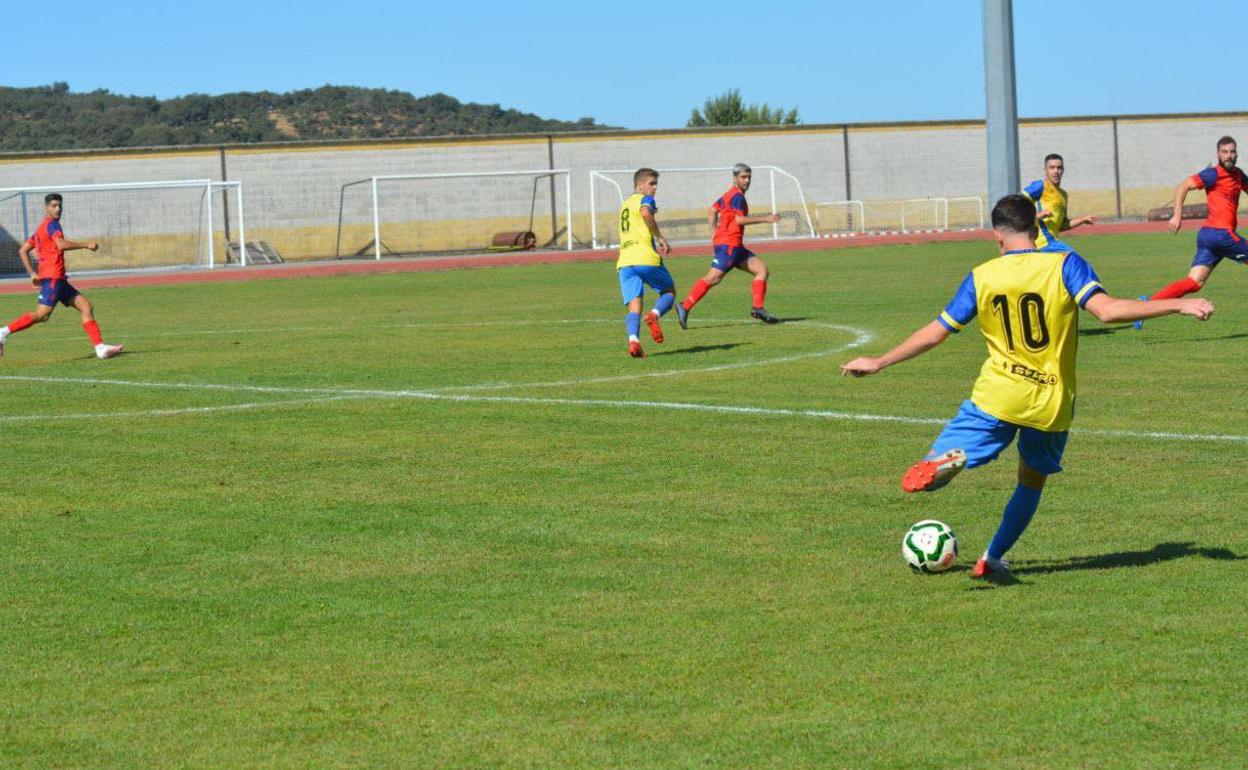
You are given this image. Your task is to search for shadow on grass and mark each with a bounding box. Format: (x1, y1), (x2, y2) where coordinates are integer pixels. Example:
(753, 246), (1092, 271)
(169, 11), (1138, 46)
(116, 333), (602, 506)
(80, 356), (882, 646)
(1012, 541), (1245, 575)
(968, 542), (1244, 590)
(1142, 332), (1248, 344)
(680, 316), (811, 330)
(1079, 325), (1135, 336)
(651, 342), (748, 357)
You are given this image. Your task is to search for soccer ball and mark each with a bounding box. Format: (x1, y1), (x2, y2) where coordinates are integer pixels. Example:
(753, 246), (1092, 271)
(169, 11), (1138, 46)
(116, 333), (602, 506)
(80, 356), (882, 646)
(902, 519), (958, 573)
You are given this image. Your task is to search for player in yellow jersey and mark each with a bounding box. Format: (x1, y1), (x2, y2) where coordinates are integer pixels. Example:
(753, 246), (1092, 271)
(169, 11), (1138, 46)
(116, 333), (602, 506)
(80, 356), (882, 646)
(616, 168), (675, 358)
(841, 194), (1213, 580)
(1022, 153), (1098, 250)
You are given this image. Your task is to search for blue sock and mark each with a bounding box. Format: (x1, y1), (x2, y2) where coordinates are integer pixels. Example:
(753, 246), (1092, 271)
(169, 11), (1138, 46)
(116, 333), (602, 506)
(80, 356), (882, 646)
(652, 293), (675, 317)
(987, 483), (1043, 559)
(625, 312), (641, 338)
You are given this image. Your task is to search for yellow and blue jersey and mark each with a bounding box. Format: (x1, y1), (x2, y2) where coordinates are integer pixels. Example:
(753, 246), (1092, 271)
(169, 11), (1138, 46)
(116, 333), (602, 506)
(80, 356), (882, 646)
(617, 193), (662, 269)
(1022, 179), (1069, 250)
(937, 248), (1103, 432)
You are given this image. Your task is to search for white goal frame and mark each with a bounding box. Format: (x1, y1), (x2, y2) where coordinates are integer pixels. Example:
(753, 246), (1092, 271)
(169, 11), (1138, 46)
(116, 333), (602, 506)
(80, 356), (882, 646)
(812, 196), (987, 236)
(337, 169), (574, 260)
(0, 178), (245, 270)
(589, 165), (816, 249)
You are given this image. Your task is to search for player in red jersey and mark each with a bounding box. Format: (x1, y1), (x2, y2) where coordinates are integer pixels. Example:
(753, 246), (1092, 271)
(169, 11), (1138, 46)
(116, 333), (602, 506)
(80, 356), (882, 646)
(1144, 136), (1248, 303)
(675, 164), (783, 328)
(0, 193), (123, 359)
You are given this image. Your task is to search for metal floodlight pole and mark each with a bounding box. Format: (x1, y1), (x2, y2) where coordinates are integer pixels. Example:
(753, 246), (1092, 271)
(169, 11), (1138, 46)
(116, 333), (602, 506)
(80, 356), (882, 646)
(983, 0), (1020, 212)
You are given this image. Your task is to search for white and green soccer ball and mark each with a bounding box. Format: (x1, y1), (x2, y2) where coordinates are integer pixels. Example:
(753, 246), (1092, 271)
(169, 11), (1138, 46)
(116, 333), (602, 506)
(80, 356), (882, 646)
(902, 519), (958, 573)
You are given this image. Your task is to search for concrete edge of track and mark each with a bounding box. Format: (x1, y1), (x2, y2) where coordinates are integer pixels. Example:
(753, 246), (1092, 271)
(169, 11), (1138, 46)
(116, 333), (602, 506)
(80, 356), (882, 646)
(0, 220), (1174, 294)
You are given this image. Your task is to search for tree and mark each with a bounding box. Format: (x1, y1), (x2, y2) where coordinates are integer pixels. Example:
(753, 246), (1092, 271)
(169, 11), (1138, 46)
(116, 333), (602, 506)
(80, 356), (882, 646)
(687, 89), (799, 128)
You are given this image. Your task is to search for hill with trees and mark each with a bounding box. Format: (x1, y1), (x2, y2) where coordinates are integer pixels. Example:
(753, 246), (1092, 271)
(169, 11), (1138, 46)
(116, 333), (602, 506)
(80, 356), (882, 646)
(0, 83), (614, 152)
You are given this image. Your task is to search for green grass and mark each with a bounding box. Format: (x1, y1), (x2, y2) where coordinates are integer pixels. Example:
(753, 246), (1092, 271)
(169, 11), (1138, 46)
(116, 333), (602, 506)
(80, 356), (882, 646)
(1, 232), (1246, 768)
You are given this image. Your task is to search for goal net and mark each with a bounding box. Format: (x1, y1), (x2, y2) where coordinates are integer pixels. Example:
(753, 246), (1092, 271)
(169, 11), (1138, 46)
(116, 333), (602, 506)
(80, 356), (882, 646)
(335, 170), (573, 259)
(0, 179), (244, 275)
(589, 165), (815, 249)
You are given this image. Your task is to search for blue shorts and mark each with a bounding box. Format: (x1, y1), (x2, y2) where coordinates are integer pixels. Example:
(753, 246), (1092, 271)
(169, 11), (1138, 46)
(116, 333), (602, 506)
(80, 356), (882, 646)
(710, 245), (755, 272)
(1192, 227), (1248, 268)
(927, 400), (1069, 475)
(617, 265), (674, 305)
(38, 278), (80, 308)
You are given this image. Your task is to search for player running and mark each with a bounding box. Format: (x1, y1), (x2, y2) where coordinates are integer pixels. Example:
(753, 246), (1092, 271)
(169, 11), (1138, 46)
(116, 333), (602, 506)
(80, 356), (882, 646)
(616, 168), (675, 358)
(1139, 136), (1248, 323)
(841, 194), (1212, 580)
(0, 193), (123, 360)
(676, 163), (782, 328)
(1022, 153), (1098, 251)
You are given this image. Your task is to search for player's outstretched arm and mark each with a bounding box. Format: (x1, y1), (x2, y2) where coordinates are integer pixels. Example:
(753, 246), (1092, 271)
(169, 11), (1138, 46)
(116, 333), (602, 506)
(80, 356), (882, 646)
(841, 320), (951, 377)
(53, 234), (98, 252)
(1168, 178), (1198, 233)
(738, 213), (782, 226)
(1083, 292), (1214, 324)
(1066, 214), (1098, 230)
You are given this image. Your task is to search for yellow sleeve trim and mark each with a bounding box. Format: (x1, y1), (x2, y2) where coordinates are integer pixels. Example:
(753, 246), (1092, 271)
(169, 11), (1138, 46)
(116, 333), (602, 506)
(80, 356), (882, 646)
(939, 311), (966, 331)
(1074, 281), (1102, 305)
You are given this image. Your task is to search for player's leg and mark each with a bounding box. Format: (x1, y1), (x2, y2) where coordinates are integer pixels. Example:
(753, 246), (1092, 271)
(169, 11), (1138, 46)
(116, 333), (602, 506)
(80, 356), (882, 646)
(71, 290), (123, 359)
(679, 249), (733, 327)
(902, 400), (1014, 493)
(1137, 232), (1220, 329)
(743, 254), (778, 323)
(0, 282), (58, 356)
(618, 267), (647, 358)
(1149, 229), (1223, 300)
(971, 427), (1067, 579)
(642, 266), (676, 344)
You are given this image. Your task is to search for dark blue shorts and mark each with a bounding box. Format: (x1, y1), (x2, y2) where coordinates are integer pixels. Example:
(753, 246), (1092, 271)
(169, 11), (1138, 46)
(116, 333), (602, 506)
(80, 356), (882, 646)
(710, 245), (755, 272)
(927, 400), (1069, 475)
(1192, 227), (1248, 268)
(38, 278), (80, 308)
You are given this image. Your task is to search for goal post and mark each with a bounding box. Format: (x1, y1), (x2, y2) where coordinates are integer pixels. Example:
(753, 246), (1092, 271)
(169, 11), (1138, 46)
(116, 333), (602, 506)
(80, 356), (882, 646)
(0, 178), (245, 273)
(335, 169), (574, 260)
(589, 165), (816, 249)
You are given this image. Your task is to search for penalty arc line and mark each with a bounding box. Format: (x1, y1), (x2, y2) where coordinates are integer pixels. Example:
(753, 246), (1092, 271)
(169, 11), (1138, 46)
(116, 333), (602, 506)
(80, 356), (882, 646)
(427, 322), (875, 393)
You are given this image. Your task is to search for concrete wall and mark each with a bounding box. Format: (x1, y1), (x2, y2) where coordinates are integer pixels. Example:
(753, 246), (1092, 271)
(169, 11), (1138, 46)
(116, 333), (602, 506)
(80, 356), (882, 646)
(3, 111), (1248, 270)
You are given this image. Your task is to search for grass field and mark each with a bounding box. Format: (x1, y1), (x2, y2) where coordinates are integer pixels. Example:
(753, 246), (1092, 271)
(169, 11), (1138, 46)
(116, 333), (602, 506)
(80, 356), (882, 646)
(2, 232), (1246, 769)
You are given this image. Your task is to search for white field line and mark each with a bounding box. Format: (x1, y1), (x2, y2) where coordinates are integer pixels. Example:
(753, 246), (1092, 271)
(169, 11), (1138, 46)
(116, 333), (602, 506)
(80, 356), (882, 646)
(37, 316), (734, 345)
(10, 319), (874, 395)
(34, 318), (618, 343)
(0, 395), (364, 423)
(3, 373), (1248, 445)
(431, 322), (874, 393)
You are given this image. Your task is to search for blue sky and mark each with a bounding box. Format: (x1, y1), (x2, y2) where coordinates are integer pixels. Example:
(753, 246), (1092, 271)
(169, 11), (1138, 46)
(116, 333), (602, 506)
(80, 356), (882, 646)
(6, 1), (1240, 129)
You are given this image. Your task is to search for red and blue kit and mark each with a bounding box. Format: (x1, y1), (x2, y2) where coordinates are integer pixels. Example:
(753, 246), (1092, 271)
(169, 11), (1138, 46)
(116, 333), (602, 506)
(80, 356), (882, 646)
(710, 186), (755, 270)
(26, 217), (80, 307)
(1189, 165), (1248, 267)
